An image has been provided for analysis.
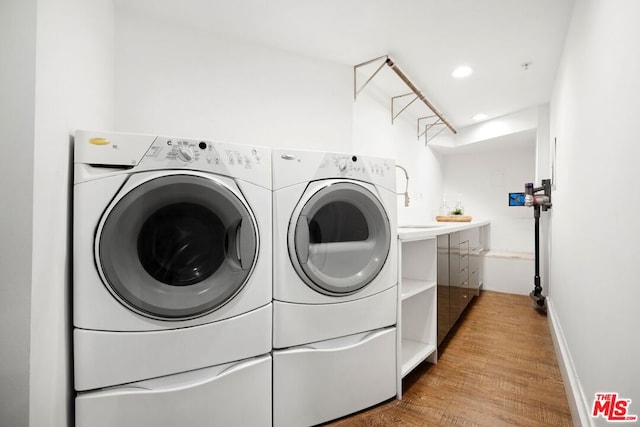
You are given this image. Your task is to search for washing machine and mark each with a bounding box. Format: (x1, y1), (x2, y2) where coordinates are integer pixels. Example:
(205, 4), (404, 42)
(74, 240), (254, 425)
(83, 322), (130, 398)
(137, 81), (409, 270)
(271, 149), (398, 427)
(73, 130), (272, 427)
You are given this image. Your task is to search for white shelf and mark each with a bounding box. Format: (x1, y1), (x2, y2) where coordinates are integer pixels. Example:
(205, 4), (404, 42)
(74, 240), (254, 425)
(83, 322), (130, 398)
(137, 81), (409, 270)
(400, 279), (436, 300)
(397, 235), (438, 398)
(400, 339), (437, 378)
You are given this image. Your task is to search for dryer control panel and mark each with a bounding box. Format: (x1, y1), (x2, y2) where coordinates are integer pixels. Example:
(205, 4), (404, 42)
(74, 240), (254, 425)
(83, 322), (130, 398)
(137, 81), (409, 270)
(272, 149), (395, 192)
(323, 154), (391, 177)
(317, 153), (394, 190)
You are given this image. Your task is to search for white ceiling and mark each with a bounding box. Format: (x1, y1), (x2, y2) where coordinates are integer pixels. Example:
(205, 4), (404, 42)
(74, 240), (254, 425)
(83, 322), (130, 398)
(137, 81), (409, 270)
(121, 0), (575, 130)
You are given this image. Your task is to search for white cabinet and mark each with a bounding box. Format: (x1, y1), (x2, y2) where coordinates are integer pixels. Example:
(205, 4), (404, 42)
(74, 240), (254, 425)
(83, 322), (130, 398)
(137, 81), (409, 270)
(438, 227), (484, 345)
(397, 237), (438, 397)
(397, 222), (489, 399)
(76, 355), (272, 427)
(274, 328), (396, 427)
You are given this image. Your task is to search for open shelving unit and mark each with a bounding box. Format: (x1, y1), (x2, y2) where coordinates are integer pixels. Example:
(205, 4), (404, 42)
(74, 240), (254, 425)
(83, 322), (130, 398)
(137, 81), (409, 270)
(396, 237), (438, 398)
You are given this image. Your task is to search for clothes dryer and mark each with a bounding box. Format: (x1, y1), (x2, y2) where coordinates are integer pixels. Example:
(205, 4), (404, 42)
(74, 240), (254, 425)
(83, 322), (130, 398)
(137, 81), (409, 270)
(271, 149), (398, 426)
(73, 130), (272, 426)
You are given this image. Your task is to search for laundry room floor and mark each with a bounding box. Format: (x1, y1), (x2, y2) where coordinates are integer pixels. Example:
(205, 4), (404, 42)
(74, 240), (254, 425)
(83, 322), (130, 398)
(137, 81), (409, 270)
(325, 291), (573, 426)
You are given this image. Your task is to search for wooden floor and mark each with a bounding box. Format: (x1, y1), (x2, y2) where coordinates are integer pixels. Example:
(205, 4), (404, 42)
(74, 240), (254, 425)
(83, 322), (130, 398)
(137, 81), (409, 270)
(326, 291), (573, 426)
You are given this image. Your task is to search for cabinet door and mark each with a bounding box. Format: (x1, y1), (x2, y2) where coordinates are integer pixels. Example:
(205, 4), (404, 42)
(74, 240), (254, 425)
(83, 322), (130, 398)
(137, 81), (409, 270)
(436, 234), (450, 345)
(448, 232), (463, 327)
(469, 248), (481, 297)
(459, 238), (470, 313)
(460, 227), (480, 251)
(437, 227), (484, 347)
(462, 228), (481, 297)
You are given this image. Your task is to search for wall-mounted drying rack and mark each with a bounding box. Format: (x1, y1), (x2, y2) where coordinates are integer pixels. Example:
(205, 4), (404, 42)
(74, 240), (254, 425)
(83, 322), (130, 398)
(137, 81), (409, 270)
(354, 55), (457, 143)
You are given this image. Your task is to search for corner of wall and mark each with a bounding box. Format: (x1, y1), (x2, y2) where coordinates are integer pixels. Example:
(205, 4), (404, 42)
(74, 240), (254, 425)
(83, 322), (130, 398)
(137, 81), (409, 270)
(0, 0), (37, 424)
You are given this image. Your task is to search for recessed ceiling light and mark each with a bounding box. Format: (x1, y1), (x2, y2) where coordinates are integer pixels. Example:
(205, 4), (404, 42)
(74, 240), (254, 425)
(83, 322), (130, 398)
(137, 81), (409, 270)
(472, 113), (488, 121)
(452, 65), (473, 79)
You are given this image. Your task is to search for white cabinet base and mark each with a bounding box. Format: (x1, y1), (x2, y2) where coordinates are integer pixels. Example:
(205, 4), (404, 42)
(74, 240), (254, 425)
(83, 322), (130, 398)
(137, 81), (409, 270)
(273, 327), (396, 427)
(76, 355), (271, 427)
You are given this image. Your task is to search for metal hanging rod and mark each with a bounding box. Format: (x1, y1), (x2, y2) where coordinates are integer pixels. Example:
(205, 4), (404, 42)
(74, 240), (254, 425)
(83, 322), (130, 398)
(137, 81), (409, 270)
(385, 57), (457, 135)
(354, 55), (457, 137)
(418, 116), (447, 144)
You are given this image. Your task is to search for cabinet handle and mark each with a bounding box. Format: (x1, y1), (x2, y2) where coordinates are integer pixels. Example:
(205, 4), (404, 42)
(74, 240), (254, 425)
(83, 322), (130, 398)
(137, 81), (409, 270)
(286, 328), (391, 354)
(91, 356), (270, 395)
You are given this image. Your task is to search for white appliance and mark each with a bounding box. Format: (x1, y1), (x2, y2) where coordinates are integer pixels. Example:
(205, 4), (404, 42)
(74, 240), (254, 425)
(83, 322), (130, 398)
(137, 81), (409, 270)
(73, 130), (272, 427)
(272, 149), (398, 427)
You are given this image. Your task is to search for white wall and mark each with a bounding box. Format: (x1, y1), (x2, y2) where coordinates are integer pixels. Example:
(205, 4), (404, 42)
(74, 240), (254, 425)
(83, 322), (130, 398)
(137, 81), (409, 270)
(549, 0), (640, 424)
(441, 142), (535, 253)
(0, 1), (37, 425)
(113, 2), (352, 151)
(29, 1), (115, 426)
(441, 141), (537, 295)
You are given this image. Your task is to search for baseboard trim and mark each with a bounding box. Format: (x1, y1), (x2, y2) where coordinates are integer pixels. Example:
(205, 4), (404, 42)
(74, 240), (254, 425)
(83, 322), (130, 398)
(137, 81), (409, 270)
(547, 297), (593, 427)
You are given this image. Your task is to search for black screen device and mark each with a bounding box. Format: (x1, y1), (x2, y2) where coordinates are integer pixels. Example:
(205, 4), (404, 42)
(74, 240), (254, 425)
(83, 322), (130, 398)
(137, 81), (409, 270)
(509, 192), (526, 206)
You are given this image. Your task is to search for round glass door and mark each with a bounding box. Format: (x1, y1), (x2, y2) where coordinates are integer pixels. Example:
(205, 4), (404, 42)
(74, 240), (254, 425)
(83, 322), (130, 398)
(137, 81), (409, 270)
(288, 181), (390, 295)
(96, 173), (258, 320)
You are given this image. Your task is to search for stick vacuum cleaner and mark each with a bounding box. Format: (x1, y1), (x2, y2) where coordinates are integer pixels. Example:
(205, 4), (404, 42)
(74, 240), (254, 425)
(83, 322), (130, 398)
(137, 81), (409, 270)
(525, 179), (552, 311)
(510, 179), (552, 311)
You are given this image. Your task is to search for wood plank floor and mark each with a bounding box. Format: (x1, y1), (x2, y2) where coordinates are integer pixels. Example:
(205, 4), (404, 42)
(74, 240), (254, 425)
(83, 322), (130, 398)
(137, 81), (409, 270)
(326, 290), (573, 426)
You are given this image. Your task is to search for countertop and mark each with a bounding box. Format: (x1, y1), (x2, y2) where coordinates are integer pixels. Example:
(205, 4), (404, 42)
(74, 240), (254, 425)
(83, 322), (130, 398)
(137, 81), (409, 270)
(398, 220), (490, 241)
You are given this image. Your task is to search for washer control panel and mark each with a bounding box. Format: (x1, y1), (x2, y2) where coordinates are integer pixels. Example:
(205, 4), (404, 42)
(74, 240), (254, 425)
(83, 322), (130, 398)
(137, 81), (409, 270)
(140, 136), (270, 187)
(144, 137), (264, 169)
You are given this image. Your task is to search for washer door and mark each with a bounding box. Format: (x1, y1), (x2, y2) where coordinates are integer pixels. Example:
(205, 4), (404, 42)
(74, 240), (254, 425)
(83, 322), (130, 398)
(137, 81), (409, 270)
(288, 181), (390, 295)
(95, 172), (258, 320)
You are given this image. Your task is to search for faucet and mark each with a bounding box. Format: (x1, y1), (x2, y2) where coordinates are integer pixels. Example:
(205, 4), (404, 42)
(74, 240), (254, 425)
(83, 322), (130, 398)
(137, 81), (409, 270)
(395, 165), (410, 207)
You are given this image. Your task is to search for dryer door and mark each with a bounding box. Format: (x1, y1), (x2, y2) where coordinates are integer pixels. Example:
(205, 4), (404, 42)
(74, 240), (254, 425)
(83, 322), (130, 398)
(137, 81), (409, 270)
(288, 181), (390, 295)
(95, 172), (258, 320)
